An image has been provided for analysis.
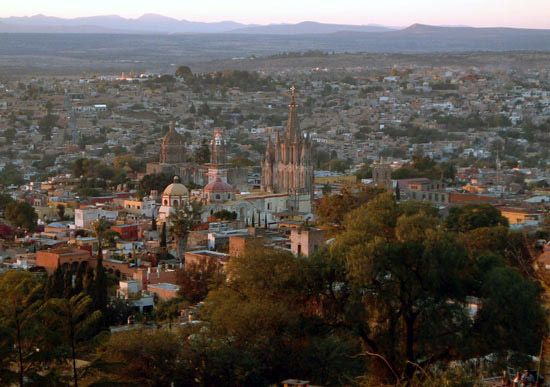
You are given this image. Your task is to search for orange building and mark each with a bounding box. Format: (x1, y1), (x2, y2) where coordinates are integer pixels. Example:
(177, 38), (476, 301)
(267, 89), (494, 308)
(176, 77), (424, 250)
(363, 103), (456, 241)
(111, 224), (139, 241)
(228, 235), (264, 257)
(36, 248), (92, 274)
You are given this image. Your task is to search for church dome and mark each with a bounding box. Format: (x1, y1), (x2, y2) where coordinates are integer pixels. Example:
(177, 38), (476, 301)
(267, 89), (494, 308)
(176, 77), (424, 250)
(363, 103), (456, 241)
(162, 128), (184, 145)
(204, 177), (234, 193)
(163, 176), (189, 196)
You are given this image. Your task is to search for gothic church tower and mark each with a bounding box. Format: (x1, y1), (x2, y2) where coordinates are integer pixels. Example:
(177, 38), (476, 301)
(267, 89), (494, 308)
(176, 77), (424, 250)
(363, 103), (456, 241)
(261, 87), (313, 195)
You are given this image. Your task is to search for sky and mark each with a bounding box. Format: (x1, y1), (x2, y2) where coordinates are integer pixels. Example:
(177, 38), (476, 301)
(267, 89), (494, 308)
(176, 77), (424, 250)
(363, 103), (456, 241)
(1, 0), (550, 29)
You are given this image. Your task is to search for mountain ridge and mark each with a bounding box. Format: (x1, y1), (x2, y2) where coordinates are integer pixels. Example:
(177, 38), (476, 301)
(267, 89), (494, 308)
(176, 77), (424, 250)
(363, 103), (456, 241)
(0, 15), (549, 35)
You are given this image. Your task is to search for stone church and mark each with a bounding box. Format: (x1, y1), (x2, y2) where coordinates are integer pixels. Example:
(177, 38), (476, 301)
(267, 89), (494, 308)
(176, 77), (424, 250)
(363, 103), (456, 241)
(146, 124), (248, 191)
(261, 87), (313, 196)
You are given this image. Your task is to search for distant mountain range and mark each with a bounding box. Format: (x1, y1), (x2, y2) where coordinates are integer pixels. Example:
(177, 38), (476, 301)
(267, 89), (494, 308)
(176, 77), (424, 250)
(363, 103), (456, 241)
(0, 14), (249, 34)
(0, 14), (548, 37)
(231, 21), (394, 34)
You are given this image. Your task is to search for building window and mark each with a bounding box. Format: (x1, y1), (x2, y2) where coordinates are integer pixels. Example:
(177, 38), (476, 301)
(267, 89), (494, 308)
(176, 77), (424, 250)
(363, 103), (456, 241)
(267, 203), (271, 210)
(163, 200), (168, 205)
(215, 194), (221, 200)
(297, 244), (302, 255)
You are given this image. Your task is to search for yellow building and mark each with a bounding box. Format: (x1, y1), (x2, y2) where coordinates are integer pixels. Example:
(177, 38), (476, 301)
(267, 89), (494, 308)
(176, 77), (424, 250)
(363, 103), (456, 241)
(498, 207), (544, 225)
(314, 174), (356, 186)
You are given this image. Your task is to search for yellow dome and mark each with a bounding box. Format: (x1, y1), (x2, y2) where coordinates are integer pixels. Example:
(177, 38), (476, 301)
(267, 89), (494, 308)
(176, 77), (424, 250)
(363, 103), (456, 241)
(163, 176), (189, 196)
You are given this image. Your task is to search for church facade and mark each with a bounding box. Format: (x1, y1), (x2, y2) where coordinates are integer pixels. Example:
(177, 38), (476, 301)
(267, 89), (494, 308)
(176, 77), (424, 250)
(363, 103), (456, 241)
(261, 87), (313, 195)
(160, 122), (186, 164)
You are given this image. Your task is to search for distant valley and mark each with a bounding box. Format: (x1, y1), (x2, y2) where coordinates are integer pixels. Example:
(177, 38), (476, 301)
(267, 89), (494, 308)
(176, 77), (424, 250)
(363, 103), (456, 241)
(1, 17), (550, 75)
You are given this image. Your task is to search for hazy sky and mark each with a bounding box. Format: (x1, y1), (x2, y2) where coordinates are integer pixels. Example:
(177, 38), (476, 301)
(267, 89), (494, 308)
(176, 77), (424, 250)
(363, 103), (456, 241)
(2, 0), (549, 28)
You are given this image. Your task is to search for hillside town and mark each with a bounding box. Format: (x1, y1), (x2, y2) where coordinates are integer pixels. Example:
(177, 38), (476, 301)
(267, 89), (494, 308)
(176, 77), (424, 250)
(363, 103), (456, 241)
(0, 59), (549, 385)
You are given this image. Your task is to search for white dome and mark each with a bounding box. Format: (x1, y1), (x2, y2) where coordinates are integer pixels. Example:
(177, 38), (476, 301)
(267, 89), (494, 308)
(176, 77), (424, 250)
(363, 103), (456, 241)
(162, 176), (189, 197)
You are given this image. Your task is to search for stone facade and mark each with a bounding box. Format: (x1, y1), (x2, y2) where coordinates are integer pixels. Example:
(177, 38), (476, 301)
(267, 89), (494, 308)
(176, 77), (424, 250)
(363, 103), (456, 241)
(261, 87), (313, 195)
(372, 161), (393, 191)
(160, 122), (186, 164)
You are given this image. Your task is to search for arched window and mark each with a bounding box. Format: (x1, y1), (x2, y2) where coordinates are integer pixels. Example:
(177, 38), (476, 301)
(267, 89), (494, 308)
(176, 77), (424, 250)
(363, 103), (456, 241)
(173, 199), (179, 207)
(163, 199), (168, 205)
(215, 194), (221, 200)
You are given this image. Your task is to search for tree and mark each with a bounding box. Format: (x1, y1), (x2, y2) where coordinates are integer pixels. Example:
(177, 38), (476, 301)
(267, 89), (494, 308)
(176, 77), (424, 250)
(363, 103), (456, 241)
(91, 218), (109, 258)
(91, 219), (110, 317)
(5, 201), (38, 231)
(315, 184), (385, 227)
(472, 267), (545, 356)
(203, 247), (364, 385)
(160, 222), (167, 249)
(175, 65), (193, 82)
(38, 114), (58, 139)
(198, 101), (211, 116)
(91, 329), (185, 386)
(212, 209), (237, 221)
(446, 204), (509, 232)
(328, 158), (350, 173)
(139, 172), (174, 197)
(0, 163), (24, 186)
(44, 293), (102, 387)
(326, 194), (545, 383)
(194, 138), (211, 164)
(155, 298), (189, 330)
(230, 155), (255, 167)
(176, 260), (223, 303)
(0, 271), (48, 386)
(56, 204), (65, 220)
(169, 201), (202, 259)
(0, 192), (14, 211)
(331, 194), (471, 381)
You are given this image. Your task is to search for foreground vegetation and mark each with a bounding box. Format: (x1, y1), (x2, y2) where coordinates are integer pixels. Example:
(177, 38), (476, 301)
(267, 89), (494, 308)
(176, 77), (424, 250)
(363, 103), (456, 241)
(0, 194), (546, 386)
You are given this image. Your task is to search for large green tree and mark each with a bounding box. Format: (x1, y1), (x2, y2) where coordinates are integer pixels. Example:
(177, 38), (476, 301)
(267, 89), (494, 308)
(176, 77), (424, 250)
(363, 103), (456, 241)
(169, 200), (202, 259)
(5, 201), (38, 231)
(44, 293), (102, 387)
(202, 247), (364, 385)
(0, 271), (55, 386)
(446, 204), (509, 232)
(328, 194), (544, 383)
(316, 184), (385, 227)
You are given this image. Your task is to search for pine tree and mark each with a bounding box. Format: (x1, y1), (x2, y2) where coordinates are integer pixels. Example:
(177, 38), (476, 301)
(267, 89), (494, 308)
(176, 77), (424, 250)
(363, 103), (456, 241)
(160, 222), (167, 248)
(63, 268), (73, 299)
(74, 262), (86, 295)
(94, 258), (108, 318)
(151, 215), (157, 231)
(45, 266), (65, 299)
(83, 267), (95, 300)
(44, 293), (102, 387)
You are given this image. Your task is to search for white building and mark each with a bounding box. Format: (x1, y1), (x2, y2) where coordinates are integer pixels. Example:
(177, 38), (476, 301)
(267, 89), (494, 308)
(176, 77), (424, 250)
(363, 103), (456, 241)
(74, 206), (118, 228)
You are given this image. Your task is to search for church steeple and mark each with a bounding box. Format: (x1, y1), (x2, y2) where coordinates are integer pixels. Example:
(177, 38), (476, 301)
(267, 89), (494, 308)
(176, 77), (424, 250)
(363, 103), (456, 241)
(286, 86), (300, 140)
(265, 136), (274, 162)
(210, 128), (226, 166)
(261, 86), (313, 195)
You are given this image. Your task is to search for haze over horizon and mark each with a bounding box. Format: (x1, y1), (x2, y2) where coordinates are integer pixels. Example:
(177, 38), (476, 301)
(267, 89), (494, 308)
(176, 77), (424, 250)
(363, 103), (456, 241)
(2, 0), (549, 29)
